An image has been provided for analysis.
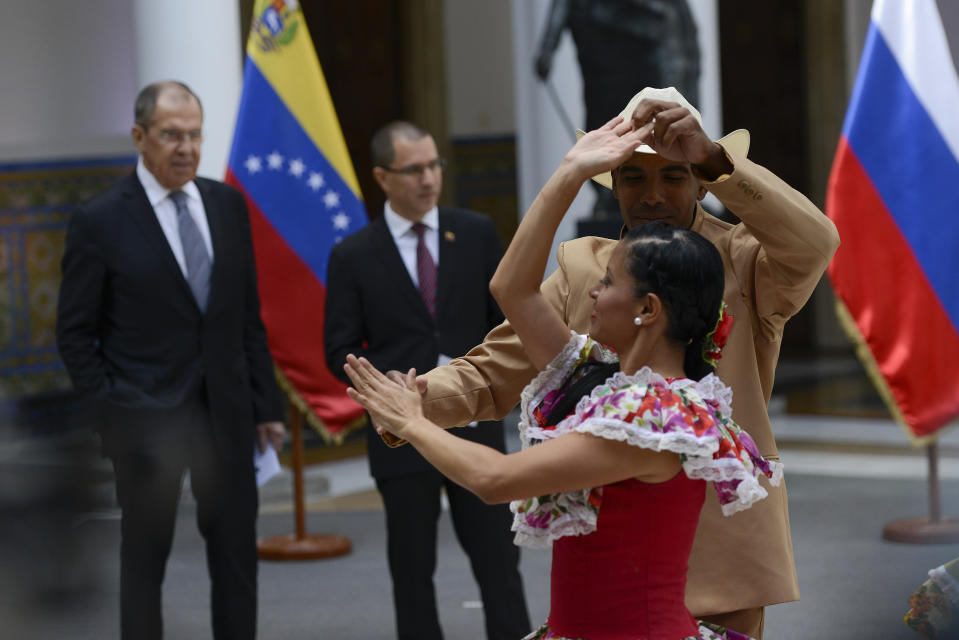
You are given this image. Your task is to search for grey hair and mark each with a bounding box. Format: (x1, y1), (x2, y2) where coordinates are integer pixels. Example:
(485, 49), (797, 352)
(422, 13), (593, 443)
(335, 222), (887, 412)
(134, 81), (203, 129)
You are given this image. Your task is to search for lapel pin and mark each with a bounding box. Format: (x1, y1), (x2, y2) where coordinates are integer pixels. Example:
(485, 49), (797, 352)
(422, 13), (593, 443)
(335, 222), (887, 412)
(444, 230), (456, 242)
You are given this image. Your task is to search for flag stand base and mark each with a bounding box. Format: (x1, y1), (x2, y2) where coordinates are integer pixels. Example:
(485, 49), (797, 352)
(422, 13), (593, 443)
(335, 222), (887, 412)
(258, 408), (352, 561)
(258, 533), (351, 560)
(882, 442), (959, 544)
(882, 517), (959, 544)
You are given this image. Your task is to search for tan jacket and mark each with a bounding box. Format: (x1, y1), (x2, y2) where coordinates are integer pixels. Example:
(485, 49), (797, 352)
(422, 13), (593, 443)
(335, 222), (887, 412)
(421, 151), (840, 615)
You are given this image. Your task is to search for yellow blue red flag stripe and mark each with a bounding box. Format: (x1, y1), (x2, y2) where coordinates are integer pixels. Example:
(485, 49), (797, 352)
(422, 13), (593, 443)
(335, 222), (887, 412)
(226, 0), (367, 439)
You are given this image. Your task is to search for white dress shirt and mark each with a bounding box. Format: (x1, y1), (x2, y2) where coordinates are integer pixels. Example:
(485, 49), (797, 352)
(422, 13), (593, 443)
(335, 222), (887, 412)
(383, 202), (439, 287)
(381, 202), (475, 425)
(137, 158), (214, 278)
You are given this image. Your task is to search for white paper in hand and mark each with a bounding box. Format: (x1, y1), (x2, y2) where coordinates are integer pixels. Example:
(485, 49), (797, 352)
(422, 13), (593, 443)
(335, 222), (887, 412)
(254, 444), (281, 487)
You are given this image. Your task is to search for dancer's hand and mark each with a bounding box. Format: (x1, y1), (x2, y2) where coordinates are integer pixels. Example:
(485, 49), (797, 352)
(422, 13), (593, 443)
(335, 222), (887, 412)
(563, 116), (647, 181)
(345, 355), (424, 436)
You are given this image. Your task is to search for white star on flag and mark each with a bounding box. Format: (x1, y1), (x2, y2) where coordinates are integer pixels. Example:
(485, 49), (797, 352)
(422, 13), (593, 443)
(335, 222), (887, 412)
(332, 212), (350, 230)
(267, 151), (284, 170)
(323, 190), (341, 209)
(244, 155), (262, 174)
(307, 172), (325, 191)
(289, 158), (306, 177)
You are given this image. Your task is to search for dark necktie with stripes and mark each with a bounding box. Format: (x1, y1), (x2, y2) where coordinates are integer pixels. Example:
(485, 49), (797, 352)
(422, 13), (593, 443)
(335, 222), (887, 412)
(170, 190), (211, 312)
(412, 222), (437, 317)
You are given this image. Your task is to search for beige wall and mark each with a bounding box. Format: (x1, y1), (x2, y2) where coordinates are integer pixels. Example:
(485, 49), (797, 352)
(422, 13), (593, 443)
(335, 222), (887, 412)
(0, 0), (242, 179)
(0, 0), (136, 162)
(444, 0), (516, 138)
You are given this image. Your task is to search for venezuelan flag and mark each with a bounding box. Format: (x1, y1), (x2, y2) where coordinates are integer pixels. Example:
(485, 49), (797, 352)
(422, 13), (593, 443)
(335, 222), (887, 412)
(226, 0), (367, 441)
(826, 0), (959, 441)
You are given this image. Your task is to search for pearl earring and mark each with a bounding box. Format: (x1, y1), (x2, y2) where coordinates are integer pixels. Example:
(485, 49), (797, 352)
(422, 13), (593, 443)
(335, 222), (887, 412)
(634, 317), (643, 326)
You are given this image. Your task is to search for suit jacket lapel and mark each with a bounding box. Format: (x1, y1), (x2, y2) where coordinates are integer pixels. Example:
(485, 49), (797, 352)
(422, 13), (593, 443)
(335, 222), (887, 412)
(436, 208), (458, 316)
(197, 179), (224, 313)
(124, 173), (196, 304)
(370, 218), (432, 324)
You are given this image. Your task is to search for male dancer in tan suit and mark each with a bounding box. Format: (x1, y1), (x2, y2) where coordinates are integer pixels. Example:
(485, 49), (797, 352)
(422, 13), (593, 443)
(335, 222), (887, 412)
(398, 87), (839, 638)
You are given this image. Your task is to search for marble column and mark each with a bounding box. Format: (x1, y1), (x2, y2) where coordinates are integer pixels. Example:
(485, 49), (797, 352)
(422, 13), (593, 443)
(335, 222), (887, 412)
(131, 0), (244, 179)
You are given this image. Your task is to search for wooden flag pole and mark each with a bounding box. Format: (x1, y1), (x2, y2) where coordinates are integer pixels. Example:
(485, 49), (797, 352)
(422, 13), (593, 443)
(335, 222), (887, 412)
(882, 442), (959, 544)
(257, 408), (352, 560)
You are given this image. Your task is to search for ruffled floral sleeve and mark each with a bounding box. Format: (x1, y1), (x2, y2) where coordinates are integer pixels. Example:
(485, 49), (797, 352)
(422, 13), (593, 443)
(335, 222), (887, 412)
(511, 333), (782, 548)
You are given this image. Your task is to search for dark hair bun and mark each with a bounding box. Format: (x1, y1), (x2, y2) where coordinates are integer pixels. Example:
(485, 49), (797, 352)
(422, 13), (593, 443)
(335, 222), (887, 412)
(622, 222), (725, 380)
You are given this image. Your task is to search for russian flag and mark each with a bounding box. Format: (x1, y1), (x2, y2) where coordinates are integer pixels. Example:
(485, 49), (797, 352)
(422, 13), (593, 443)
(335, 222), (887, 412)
(826, 0), (959, 441)
(226, 0), (368, 441)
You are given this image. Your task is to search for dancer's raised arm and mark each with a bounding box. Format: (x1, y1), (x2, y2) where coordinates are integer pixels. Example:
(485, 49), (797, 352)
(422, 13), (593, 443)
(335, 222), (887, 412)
(488, 116), (646, 370)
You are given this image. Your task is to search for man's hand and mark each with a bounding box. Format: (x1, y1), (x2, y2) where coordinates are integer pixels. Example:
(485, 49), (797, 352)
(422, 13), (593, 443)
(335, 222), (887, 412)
(257, 421), (285, 454)
(345, 355), (425, 438)
(386, 369), (428, 397)
(630, 99), (731, 178)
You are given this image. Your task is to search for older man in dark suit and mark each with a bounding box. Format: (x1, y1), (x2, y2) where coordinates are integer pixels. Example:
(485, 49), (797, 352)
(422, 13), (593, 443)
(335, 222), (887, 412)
(56, 81), (284, 640)
(324, 121), (530, 640)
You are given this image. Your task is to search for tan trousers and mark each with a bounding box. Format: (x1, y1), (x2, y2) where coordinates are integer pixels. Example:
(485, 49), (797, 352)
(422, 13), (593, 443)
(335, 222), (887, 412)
(699, 607), (765, 639)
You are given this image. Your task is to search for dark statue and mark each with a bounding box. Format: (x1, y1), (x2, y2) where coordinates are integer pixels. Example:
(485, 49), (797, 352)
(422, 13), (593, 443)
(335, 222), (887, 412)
(534, 0), (702, 220)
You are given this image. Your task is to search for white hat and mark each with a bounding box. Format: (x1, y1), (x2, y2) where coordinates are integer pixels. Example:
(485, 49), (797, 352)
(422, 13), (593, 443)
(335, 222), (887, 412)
(576, 86), (750, 189)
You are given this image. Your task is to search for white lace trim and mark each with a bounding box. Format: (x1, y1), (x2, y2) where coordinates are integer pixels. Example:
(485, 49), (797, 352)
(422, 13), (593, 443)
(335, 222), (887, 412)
(684, 456), (783, 486)
(510, 500), (597, 549)
(518, 333), (592, 449)
(517, 334), (734, 449)
(573, 418), (721, 458)
(511, 332), (777, 547)
(575, 420), (783, 516)
(930, 564), (959, 604)
(569, 367), (734, 422)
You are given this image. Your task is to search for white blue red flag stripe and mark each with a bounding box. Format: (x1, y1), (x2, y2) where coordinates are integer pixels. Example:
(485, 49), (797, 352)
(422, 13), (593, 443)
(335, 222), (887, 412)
(226, 0), (367, 441)
(827, 0), (959, 441)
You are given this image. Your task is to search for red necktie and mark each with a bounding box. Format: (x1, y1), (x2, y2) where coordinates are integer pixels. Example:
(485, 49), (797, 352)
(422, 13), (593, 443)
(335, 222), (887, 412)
(412, 222), (437, 317)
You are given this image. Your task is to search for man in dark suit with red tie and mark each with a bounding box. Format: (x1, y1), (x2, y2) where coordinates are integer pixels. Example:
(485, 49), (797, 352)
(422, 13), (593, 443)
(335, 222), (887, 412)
(56, 81), (284, 640)
(324, 121), (530, 640)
